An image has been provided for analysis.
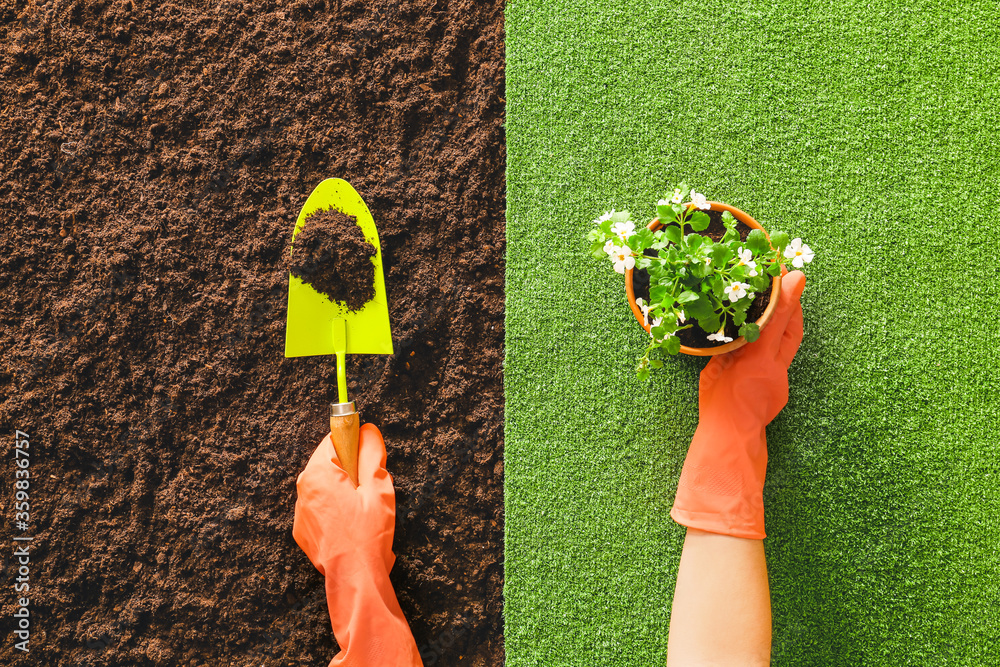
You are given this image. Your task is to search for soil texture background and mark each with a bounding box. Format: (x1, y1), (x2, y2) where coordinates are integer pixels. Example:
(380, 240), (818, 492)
(0, 1), (504, 665)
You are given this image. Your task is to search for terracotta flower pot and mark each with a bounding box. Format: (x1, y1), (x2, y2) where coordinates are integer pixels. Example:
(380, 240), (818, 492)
(624, 201), (783, 357)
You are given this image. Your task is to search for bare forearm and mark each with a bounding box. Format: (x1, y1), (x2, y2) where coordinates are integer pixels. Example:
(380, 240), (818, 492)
(667, 528), (771, 666)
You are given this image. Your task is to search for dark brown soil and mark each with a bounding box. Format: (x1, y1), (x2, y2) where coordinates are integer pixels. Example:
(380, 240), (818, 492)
(0, 2), (504, 666)
(632, 210), (773, 347)
(289, 206), (376, 312)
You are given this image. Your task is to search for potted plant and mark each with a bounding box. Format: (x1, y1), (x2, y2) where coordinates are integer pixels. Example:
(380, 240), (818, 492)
(587, 183), (814, 379)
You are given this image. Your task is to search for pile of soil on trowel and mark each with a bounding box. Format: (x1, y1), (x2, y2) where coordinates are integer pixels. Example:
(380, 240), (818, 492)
(0, 1), (505, 666)
(288, 207), (376, 312)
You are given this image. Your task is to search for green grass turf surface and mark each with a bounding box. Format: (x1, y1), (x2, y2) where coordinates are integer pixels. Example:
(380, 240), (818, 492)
(504, 1), (1000, 664)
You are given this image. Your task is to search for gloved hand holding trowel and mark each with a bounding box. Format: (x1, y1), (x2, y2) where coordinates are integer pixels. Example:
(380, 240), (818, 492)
(293, 425), (422, 666)
(285, 179), (422, 666)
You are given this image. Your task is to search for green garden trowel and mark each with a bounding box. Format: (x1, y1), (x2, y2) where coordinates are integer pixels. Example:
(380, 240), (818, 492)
(284, 178), (393, 486)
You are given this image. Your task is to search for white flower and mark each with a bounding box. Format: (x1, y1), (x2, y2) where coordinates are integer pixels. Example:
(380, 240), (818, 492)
(690, 190), (710, 210)
(723, 281), (750, 302)
(594, 210), (615, 225)
(670, 188), (683, 204)
(611, 220), (636, 242)
(657, 198), (669, 207)
(783, 238), (814, 268)
(635, 297), (652, 326)
(603, 239), (618, 256)
(609, 245), (635, 274)
(736, 247), (758, 277)
(675, 309), (686, 324)
(707, 325), (733, 343)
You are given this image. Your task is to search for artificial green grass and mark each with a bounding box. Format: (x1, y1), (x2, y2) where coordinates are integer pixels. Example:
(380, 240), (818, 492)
(504, 1), (1000, 664)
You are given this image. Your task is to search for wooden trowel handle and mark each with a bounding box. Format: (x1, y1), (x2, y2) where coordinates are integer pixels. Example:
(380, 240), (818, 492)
(330, 405), (360, 487)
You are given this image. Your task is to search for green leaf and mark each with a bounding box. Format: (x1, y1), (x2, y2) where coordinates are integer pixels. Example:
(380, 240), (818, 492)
(709, 275), (724, 299)
(663, 224), (682, 245)
(650, 358), (664, 369)
(657, 204), (676, 223)
(611, 210), (631, 223)
(734, 310), (747, 325)
(739, 323), (760, 342)
(689, 211), (711, 231)
(665, 335), (681, 355)
(677, 290), (700, 304)
(750, 275), (768, 291)
(685, 233), (703, 250)
(746, 229), (769, 254)
(721, 211), (735, 225)
(686, 294), (716, 319)
(731, 264), (746, 281)
(659, 314), (679, 334)
(637, 366), (650, 381)
(722, 227), (741, 243)
(650, 285), (667, 304)
(698, 314), (721, 335)
(682, 274), (701, 289)
(767, 261), (782, 277)
(712, 245), (732, 265)
(770, 231), (790, 250)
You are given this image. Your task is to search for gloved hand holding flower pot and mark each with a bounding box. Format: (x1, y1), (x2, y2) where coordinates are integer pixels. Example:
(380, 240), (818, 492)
(293, 424), (423, 667)
(670, 265), (806, 539)
(587, 185), (814, 663)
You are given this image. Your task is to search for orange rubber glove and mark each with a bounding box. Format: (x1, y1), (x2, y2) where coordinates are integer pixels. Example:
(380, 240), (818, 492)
(670, 268), (807, 539)
(293, 423), (423, 667)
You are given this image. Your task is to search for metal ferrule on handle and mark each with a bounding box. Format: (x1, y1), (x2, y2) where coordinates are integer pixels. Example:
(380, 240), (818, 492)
(331, 401), (356, 417)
